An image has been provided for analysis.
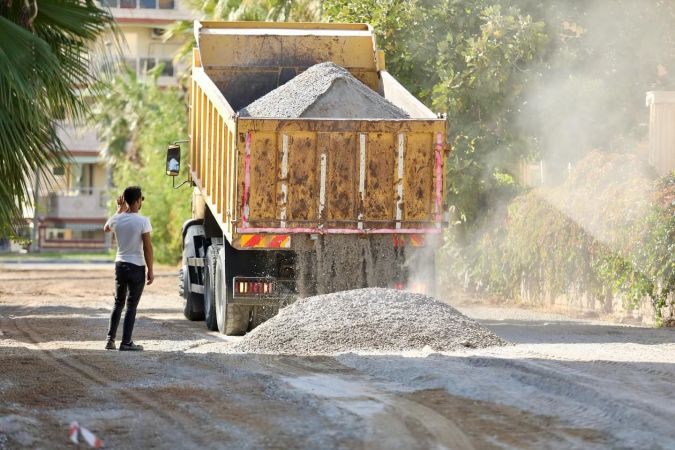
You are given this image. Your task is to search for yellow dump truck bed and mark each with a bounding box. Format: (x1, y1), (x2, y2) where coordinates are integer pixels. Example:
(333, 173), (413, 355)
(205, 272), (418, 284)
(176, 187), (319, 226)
(188, 21), (447, 250)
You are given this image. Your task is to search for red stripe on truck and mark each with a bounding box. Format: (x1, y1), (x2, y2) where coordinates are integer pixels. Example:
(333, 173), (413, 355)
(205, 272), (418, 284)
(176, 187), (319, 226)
(269, 235), (289, 248)
(242, 234), (263, 247)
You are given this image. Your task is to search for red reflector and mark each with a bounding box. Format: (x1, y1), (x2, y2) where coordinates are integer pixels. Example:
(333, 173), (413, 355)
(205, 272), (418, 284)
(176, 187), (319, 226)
(394, 283), (405, 290)
(233, 279), (277, 295)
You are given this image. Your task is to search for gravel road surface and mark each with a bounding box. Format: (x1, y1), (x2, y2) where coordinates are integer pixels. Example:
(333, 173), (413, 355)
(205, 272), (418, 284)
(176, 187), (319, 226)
(1, 267), (673, 449)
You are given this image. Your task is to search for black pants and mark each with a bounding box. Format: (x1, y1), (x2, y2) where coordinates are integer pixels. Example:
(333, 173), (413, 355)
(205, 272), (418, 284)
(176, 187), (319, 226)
(107, 262), (145, 344)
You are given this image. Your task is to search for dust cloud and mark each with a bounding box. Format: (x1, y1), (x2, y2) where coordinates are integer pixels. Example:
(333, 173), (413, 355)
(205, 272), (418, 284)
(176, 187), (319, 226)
(519, 0), (674, 180)
(440, 1), (675, 306)
(518, 1), (674, 252)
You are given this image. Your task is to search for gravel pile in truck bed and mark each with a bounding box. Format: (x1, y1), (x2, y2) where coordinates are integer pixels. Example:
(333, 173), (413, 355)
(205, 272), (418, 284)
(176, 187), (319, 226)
(239, 62), (410, 119)
(232, 288), (508, 355)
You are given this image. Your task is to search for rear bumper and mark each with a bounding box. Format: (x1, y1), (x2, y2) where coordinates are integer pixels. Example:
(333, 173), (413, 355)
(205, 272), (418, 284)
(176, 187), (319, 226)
(229, 296), (291, 306)
(237, 226), (444, 235)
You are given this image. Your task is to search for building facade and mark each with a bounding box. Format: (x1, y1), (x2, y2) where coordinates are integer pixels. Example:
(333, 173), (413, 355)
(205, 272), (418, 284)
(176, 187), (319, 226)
(28, 1), (192, 252)
(646, 91), (675, 176)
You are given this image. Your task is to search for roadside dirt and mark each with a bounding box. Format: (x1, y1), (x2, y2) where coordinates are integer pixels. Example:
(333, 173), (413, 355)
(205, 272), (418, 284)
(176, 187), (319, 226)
(1, 266), (673, 449)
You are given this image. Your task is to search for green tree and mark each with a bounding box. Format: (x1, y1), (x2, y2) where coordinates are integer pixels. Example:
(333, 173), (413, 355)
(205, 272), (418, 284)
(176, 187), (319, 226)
(0, 0), (115, 233)
(324, 0), (548, 223)
(91, 67), (191, 264)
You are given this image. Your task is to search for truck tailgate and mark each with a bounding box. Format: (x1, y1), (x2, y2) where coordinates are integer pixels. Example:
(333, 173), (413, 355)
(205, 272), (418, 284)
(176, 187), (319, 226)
(236, 118), (446, 235)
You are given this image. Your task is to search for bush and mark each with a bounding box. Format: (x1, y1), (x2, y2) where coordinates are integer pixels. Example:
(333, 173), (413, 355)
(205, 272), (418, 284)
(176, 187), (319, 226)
(443, 151), (674, 324)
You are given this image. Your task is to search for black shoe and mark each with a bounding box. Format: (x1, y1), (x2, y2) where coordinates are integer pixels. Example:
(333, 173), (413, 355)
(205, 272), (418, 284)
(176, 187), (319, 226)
(105, 339), (116, 350)
(119, 342), (144, 351)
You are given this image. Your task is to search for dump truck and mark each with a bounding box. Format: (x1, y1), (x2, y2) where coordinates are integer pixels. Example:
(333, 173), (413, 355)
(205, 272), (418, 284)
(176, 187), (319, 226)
(167, 21), (448, 335)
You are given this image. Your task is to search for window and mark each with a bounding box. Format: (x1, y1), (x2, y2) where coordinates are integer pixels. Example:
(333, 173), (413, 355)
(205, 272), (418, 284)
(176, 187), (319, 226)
(98, 0), (173, 8)
(121, 58), (137, 73)
(159, 59), (174, 77)
(66, 163), (95, 195)
(140, 57), (156, 73)
(139, 58), (174, 77)
(45, 226), (104, 241)
(72, 229), (105, 241)
(45, 228), (66, 241)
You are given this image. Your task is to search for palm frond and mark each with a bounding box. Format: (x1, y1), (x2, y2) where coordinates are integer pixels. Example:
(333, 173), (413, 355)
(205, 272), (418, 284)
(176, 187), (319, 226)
(0, 0), (116, 235)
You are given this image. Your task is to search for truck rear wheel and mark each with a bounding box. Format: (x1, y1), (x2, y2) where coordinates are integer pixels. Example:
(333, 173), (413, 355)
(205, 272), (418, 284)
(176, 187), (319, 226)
(203, 246), (219, 331)
(180, 265), (204, 321)
(215, 246), (251, 335)
(180, 221), (206, 321)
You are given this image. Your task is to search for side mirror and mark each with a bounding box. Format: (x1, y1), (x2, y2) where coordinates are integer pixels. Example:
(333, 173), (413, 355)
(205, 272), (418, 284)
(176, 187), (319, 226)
(166, 144), (181, 176)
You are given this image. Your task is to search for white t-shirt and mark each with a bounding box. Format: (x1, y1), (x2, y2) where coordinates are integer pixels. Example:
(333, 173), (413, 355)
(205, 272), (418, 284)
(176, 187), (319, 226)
(105, 213), (152, 267)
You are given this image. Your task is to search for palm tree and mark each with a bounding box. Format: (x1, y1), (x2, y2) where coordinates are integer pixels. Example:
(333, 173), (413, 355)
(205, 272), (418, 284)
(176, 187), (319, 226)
(0, 0), (115, 235)
(90, 65), (170, 166)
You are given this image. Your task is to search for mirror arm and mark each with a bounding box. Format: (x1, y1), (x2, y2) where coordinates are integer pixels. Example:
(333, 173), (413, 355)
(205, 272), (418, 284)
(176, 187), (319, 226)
(172, 176), (192, 190)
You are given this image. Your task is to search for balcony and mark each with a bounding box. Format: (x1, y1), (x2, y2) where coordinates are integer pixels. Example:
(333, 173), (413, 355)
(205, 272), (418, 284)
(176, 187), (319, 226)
(103, 0), (175, 9)
(98, 0), (193, 22)
(46, 188), (109, 219)
(57, 124), (101, 153)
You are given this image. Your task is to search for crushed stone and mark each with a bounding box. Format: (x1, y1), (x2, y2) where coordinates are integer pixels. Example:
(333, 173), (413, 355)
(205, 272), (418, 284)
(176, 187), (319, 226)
(232, 288), (508, 355)
(239, 62), (410, 119)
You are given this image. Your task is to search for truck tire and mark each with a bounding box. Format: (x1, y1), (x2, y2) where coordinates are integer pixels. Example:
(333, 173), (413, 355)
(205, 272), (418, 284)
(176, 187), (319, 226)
(203, 245), (219, 331)
(181, 220), (206, 321)
(215, 246), (251, 335)
(180, 265), (204, 321)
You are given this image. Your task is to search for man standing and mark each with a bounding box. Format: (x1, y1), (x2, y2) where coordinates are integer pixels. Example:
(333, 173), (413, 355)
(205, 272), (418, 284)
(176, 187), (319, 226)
(104, 186), (154, 351)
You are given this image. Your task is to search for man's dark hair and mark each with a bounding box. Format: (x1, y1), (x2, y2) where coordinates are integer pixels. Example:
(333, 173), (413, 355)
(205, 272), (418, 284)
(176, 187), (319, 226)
(123, 186), (142, 205)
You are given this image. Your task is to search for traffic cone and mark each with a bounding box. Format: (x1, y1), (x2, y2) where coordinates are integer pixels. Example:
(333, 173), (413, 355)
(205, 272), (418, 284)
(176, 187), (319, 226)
(68, 421), (103, 448)
(80, 425), (103, 448)
(69, 421), (79, 444)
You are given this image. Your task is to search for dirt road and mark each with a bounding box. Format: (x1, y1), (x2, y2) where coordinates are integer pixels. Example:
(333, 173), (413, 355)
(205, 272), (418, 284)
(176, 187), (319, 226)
(1, 266), (674, 449)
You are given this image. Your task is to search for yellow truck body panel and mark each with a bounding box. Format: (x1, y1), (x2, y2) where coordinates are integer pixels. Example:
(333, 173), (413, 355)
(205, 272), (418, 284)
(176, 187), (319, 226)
(188, 21), (447, 249)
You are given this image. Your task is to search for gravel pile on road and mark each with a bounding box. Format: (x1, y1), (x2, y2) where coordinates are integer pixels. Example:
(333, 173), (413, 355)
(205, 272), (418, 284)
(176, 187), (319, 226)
(233, 288), (507, 355)
(239, 62), (410, 119)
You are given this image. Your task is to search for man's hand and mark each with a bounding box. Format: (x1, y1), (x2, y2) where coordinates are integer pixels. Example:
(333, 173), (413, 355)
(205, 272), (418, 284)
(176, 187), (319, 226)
(116, 195), (129, 214)
(142, 232), (154, 286)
